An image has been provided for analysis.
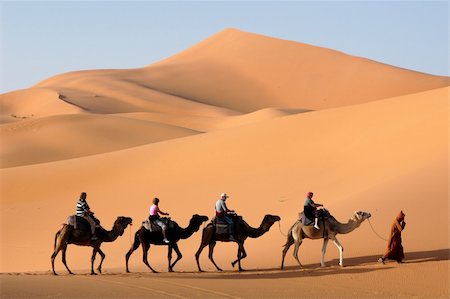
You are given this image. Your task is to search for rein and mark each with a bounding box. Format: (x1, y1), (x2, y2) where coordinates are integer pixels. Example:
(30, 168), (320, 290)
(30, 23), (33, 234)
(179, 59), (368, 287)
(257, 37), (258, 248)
(367, 218), (388, 241)
(278, 221), (287, 237)
(129, 224), (133, 245)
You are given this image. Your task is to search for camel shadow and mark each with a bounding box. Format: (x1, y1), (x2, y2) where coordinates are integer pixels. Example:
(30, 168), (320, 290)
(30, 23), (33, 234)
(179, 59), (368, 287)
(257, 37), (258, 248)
(177, 248), (449, 280)
(326, 248), (449, 266)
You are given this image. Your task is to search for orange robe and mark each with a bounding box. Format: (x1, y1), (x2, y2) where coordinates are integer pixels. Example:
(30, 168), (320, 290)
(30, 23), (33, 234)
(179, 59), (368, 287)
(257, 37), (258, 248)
(383, 211), (406, 261)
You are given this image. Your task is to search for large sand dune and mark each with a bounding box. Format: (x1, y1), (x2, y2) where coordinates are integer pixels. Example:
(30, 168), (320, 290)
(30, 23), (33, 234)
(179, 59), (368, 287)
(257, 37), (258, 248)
(0, 28), (448, 298)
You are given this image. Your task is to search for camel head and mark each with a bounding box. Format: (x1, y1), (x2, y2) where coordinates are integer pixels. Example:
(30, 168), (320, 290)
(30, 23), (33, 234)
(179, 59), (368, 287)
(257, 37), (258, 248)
(353, 211), (371, 222)
(192, 214), (209, 225)
(263, 214), (281, 225)
(114, 216), (133, 235)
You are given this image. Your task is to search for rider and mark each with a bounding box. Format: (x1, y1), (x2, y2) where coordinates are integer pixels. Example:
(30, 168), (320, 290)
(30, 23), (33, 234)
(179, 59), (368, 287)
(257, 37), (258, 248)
(76, 192), (98, 240)
(149, 197), (170, 243)
(304, 192), (323, 230)
(215, 193), (235, 239)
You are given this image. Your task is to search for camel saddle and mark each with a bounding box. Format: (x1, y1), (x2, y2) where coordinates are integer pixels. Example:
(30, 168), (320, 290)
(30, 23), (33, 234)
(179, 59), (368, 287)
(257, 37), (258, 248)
(299, 209), (330, 226)
(142, 218), (174, 232)
(65, 215), (100, 230)
(212, 215), (241, 235)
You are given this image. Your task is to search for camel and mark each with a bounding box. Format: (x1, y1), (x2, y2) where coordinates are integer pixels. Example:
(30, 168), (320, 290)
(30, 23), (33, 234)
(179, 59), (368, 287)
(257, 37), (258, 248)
(51, 216), (133, 275)
(281, 210), (371, 269)
(125, 214), (209, 273)
(195, 214), (281, 272)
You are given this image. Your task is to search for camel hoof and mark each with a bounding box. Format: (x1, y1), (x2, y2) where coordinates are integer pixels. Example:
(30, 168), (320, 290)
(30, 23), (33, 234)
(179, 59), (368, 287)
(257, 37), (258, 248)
(168, 268), (174, 273)
(68, 272), (75, 275)
(91, 273), (97, 275)
(238, 268), (246, 272)
(217, 268), (223, 272)
(53, 273), (58, 276)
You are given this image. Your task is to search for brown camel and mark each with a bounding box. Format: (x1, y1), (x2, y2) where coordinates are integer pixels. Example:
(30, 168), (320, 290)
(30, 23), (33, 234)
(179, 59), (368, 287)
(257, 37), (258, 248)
(51, 216), (133, 275)
(195, 214), (281, 272)
(125, 214), (208, 273)
(281, 210), (371, 269)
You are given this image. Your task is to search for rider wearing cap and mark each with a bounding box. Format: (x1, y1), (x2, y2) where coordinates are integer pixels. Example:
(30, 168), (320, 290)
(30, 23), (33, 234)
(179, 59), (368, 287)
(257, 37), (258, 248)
(215, 193), (235, 237)
(304, 192), (323, 230)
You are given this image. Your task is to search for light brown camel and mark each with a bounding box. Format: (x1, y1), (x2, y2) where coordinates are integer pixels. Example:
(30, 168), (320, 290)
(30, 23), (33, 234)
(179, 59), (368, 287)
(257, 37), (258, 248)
(195, 214), (281, 272)
(281, 211), (371, 269)
(125, 214), (209, 273)
(51, 216), (133, 275)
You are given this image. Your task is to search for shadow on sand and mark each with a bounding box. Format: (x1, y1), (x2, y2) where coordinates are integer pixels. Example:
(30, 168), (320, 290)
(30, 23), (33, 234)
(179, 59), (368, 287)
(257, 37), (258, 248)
(171, 248), (450, 280)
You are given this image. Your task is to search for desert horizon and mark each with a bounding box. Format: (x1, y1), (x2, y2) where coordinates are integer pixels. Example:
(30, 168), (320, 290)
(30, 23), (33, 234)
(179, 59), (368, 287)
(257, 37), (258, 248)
(1, 27), (448, 298)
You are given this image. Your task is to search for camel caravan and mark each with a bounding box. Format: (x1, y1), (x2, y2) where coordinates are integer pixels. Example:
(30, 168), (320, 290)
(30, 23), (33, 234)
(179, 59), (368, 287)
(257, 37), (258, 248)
(51, 191), (371, 275)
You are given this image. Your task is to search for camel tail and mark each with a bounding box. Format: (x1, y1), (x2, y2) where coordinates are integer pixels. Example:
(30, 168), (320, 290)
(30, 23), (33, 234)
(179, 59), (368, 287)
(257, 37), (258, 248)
(54, 228), (63, 249)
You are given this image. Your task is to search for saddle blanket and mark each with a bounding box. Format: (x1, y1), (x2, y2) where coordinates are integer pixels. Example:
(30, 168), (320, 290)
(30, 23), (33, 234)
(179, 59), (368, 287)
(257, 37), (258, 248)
(213, 217), (231, 235)
(299, 209), (330, 227)
(65, 215), (100, 230)
(142, 218), (174, 232)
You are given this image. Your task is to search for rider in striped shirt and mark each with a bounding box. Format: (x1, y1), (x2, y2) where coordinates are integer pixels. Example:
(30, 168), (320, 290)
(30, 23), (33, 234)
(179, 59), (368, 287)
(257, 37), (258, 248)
(76, 192), (98, 240)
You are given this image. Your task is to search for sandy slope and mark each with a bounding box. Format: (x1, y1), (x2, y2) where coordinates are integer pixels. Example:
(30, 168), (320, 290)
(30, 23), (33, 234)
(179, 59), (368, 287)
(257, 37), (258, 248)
(35, 29), (450, 113)
(0, 113), (201, 168)
(1, 87), (447, 274)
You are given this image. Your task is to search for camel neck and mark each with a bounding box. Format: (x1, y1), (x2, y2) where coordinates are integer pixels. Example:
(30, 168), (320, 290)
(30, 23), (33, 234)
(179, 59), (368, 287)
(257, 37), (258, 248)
(179, 219), (201, 239)
(334, 217), (363, 234)
(244, 220), (271, 238)
(102, 224), (124, 242)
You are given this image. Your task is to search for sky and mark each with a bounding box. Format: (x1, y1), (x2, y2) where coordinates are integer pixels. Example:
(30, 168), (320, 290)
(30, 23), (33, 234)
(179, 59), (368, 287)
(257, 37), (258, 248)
(1, 1), (449, 93)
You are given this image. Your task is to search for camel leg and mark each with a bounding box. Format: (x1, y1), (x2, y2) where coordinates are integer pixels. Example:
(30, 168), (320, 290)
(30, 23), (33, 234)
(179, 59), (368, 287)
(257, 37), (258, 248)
(96, 248), (106, 274)
(125, 232), (141, 273)
(281, 237), (294, 270)
(61, 246), (74, 275)
(51, 245), (62, 275)
(195, 228), (213, 272)
(321, 238), (329, 267)
(142, 243), (158, 273)
(167, 245), (173, 272)
(169, 243), (182, 272)
(208, 241), (222, 271)
(331, 236), (344, 267)
(195, 241), (208, 272)
(231, 242), (247, 271)
(292, 238), (303, 268)
(91, 247), (99, 275)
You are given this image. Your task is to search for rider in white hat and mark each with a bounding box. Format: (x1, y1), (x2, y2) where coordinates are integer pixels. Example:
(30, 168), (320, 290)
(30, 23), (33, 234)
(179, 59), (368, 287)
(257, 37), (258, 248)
(215, 193), (235, 238)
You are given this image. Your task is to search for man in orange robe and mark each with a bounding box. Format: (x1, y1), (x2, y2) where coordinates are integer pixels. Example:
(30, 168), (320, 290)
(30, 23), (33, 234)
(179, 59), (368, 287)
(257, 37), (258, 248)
(378, 211), (406, 264)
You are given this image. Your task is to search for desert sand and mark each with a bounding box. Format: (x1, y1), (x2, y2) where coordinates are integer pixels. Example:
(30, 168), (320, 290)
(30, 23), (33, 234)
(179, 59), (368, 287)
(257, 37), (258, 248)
(1, 28), (449, 298)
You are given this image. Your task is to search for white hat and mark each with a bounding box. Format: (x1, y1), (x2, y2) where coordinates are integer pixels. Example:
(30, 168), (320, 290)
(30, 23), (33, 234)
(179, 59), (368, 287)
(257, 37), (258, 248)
(220, 193), (229, 198)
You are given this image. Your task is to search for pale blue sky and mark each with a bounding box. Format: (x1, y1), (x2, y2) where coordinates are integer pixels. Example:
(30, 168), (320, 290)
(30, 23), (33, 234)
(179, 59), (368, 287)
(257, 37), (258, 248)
(1, 1), (449, 93)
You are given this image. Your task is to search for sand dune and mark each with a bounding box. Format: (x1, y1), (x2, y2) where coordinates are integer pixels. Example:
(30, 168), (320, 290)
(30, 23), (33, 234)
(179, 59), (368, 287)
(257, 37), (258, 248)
(1, 87), (447, 273)
(136, 28), (449, 111)
(0, 88), (83, 124)
(0, 114), (200, 168)
(114, 108), (309, 133)
(4, 28), (444, 120)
